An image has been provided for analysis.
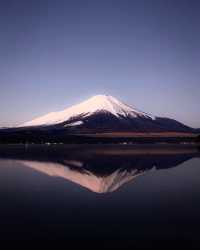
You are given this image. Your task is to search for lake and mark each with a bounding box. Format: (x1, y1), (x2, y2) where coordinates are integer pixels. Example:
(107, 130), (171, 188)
(0, 144), (199, 247)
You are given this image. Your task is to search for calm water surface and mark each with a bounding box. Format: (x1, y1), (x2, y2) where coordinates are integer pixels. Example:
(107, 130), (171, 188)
(0, 144), (199, 247)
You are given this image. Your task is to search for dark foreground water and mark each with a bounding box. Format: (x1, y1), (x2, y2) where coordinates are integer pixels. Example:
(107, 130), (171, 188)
(0, 144), (199, 247)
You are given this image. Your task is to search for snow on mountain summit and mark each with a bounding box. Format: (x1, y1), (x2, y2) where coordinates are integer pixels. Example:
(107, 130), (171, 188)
(20, 95), (155, 127)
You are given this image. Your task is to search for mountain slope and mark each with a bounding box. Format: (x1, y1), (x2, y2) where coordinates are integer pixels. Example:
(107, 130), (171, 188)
(19, 94), (193, 133)
(20, 95), (155, 127)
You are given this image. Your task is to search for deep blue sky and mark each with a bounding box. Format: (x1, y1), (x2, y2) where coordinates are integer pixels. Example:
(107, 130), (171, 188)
(0, 0), (199, 128)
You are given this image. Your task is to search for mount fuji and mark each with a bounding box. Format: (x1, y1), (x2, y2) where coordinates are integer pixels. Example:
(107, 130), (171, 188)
(0, 95), (197, 144)
(19, 94), (192, 133)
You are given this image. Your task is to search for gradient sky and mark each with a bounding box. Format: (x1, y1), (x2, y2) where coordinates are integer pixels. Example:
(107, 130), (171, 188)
(0, 0), (199, 128)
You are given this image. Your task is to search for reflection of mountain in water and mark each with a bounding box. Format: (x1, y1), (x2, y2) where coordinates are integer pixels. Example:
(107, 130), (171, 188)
(17, 160), (147, 193)
(0, 145), (199, 193)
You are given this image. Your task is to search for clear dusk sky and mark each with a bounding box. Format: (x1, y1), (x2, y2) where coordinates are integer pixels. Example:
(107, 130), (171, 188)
(0, 0), (199, 128)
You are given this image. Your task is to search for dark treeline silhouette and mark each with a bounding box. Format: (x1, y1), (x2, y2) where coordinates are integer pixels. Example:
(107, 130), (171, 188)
(0, 128), (197, 144)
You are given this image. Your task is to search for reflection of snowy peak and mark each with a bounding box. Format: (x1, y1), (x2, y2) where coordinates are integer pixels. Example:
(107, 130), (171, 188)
(18, 160), (151, 193)
(20, 95), (155, 127)
(2, 145), (199, 193)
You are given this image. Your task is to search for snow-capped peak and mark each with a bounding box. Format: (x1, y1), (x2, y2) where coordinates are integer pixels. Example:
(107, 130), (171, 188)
(20, 94), (155, 127)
